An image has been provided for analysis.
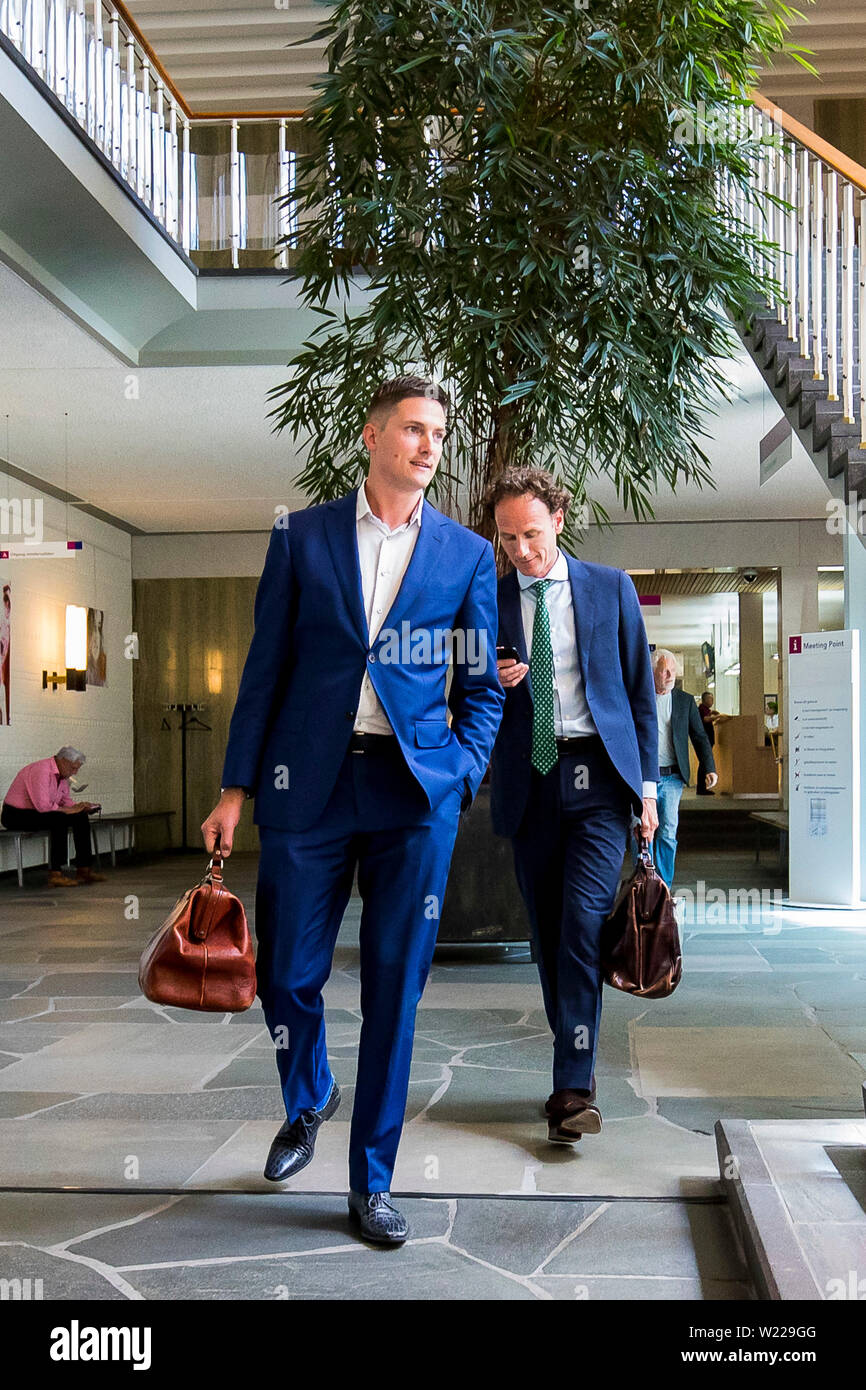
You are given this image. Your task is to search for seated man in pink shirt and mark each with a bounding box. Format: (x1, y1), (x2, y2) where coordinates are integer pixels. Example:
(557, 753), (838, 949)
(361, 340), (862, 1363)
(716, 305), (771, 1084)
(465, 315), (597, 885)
(1, 746), (105, 887)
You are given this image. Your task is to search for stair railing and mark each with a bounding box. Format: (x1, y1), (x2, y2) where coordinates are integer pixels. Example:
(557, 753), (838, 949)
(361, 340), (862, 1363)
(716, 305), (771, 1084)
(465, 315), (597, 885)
(736, 94), (866, 449)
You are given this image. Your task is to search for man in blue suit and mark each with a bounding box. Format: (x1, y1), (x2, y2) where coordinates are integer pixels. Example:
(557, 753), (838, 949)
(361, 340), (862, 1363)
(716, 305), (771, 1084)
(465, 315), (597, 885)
(202, 377), (503, 1243)
(487, 468), (658, 1144)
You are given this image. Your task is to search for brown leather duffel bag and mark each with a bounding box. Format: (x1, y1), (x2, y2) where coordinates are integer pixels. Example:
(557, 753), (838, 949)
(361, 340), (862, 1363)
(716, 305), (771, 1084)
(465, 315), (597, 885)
(601, 841), (682, 998)
(138, 842), (256, 1012)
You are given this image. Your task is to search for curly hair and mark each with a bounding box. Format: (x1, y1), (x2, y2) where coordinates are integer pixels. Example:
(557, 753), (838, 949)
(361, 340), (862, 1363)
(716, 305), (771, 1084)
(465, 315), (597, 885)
(366, 376), (451, 424)
(483, 467), (572, 520)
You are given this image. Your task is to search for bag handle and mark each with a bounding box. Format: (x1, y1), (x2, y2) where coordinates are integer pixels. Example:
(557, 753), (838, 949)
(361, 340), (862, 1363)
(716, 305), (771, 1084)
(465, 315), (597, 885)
(638, 834), (654, 866)
(205, 832), (224, 884)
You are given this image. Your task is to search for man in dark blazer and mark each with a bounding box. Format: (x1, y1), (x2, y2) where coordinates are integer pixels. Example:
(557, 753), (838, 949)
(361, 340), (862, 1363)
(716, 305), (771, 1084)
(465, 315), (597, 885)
(488, 468), (659, 1145)
(645, 649), (717, 886)
(202, 377), (503, 1245)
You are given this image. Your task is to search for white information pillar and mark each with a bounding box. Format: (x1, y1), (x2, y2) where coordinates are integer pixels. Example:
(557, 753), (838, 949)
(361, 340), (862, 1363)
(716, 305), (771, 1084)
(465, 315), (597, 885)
(787, 630), (861, 907)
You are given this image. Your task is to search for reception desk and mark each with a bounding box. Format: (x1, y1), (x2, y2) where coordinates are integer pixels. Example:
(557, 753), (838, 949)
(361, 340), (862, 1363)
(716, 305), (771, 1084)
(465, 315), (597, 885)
(692, 714), (779, 795)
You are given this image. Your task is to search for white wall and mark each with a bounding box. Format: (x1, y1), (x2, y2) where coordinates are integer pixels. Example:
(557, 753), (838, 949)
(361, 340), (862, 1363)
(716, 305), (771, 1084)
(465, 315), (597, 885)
(0, 489), (133, 876)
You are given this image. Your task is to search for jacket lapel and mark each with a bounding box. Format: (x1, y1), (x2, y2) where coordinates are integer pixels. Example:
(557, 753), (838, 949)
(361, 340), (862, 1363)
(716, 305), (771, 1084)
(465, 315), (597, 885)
(323, 491), (369, 645)
(566, 554), (595, 686)
(500, 570), (533, 705)
(381, 499), (446, 631)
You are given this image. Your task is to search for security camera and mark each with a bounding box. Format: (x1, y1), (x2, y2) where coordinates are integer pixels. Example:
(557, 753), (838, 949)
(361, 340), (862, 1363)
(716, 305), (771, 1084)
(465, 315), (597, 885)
(742, 569), (758, 584)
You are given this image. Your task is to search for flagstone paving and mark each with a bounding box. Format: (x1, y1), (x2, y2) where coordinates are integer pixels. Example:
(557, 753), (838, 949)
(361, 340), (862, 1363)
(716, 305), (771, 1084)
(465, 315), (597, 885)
(0, 847), (863, 1299)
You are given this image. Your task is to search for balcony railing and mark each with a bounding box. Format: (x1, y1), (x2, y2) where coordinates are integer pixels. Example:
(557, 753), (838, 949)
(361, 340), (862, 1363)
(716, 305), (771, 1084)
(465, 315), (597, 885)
(0, 0), (302, 267)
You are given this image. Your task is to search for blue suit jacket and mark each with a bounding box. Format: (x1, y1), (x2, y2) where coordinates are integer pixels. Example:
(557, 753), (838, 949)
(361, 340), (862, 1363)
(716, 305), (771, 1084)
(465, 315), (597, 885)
(489, 556), (659, 837)
(221, 491), (505, 832)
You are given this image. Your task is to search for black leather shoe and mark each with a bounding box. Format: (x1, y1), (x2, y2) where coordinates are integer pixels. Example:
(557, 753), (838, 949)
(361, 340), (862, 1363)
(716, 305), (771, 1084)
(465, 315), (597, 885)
(263, 1081), (341, 1182)
(348, 1190), (409, 1245)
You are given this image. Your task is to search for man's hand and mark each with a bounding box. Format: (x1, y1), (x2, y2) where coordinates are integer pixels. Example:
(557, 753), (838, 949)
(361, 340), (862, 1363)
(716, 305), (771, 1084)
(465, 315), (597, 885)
(634, 796), (658, 844)
(704, 772), (718, 790)
(61, 803), (88, 814)
(201, 788), (246, 856)
(497, 657), (529, 690)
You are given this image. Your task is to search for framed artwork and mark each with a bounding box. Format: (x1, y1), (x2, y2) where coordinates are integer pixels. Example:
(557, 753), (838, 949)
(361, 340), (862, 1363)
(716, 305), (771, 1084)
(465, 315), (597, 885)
(87, 607), (106, 686)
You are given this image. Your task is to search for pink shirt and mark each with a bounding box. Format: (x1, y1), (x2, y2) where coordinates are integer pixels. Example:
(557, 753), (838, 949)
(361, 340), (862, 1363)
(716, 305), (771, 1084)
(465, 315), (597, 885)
(4, 756), (77, 812)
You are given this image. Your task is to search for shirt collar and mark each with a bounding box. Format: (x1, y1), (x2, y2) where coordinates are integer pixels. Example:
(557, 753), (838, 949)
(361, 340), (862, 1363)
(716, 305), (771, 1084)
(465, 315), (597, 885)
(516, 549), (568, 590)
(357, 482), (423, 533)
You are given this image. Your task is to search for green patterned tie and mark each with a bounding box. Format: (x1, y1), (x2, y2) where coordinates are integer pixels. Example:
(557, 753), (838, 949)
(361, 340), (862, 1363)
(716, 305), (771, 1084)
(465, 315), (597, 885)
(529, 579), (558, 775)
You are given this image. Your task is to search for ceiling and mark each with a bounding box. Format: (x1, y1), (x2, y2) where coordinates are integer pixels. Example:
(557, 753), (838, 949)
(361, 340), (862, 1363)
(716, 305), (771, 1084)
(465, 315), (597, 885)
(122, 0), (866, 116)
(123, 0), (329, 113)
(758, 0), (866, 103)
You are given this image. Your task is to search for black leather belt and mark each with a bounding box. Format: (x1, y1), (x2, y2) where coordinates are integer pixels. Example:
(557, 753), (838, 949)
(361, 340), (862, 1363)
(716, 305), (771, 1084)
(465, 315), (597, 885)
(349, 732), (399, 754)
(659, 764), (679, 776)
(555, 735), (601, 756)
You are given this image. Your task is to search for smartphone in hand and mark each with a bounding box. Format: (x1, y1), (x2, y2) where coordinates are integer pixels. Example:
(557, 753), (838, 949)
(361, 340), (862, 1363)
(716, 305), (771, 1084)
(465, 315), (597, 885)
(496, 645), (522, 663)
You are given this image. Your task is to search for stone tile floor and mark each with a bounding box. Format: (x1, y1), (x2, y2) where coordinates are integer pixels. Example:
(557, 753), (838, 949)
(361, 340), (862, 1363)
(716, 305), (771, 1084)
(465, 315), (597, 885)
(0, 847), (864, 1300)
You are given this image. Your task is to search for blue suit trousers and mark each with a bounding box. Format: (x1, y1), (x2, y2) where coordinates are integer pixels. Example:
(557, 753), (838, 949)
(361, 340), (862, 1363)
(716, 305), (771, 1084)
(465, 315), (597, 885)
(511, 737), (632, 1092)
(255, 743), (462, 1194)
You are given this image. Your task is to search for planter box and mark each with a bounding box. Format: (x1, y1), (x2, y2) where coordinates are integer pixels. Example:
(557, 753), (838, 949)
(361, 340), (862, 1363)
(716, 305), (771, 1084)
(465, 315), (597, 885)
(438, 784), (531, 943)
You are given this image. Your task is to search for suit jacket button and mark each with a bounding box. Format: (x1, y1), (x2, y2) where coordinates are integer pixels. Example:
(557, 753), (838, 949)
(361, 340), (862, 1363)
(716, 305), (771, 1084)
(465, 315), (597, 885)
(521, 752), (529, 760)
(346, 711), (355, 720)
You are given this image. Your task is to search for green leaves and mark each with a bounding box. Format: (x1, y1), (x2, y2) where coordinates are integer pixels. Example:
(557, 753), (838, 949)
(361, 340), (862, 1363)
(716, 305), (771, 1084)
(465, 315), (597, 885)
(268, 0), (808, 533)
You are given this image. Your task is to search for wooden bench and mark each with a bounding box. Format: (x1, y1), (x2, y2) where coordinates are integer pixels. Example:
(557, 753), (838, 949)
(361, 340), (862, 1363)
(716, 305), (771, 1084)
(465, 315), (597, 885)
(90, 811), (175, 867)
(1, 810), (174, 885)
(750, 810), (789, 871)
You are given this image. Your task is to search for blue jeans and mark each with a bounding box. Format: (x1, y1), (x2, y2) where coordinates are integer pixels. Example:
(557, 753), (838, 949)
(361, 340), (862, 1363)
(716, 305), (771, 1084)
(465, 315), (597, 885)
(632, 774), (684, 888)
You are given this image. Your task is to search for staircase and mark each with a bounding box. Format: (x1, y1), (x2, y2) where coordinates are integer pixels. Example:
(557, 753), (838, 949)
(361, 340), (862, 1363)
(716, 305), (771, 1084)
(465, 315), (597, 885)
(732, 98), (866, 502)
(737, 267), (866, 499)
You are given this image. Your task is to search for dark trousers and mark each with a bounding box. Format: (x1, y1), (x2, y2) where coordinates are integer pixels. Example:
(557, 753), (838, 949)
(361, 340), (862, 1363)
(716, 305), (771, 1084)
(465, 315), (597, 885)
(0, 803), (93, 870)
(511, 736), (633, 1093)
(255, 742), (463, 1195)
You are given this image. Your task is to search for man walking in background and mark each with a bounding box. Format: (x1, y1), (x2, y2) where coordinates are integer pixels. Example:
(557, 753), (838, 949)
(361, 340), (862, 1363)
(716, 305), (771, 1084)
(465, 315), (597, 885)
(643, 649), (717, 888)
(202, 376), (503, 1245)
(489, 468), (658, 1146)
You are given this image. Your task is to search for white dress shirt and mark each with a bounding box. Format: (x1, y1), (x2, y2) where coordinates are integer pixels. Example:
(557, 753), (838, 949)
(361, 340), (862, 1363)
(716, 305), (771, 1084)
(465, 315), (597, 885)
(517, 551), (596, 737)
(656, 691), (677, 768)
(518, 551), (656, 799)
(354, 483), (424, 735)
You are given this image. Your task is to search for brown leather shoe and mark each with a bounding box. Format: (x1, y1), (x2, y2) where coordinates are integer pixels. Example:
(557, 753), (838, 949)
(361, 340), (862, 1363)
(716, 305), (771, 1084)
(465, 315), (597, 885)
(545, 1087), (603, 1143)
(76, 867), (107, 884)
(48, 870), (79, 888)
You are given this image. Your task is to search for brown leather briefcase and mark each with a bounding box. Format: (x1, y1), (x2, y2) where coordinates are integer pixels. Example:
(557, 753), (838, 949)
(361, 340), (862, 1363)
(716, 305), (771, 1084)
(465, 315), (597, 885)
(601, 841), (682, 998)
(138, 843), (256, 1012)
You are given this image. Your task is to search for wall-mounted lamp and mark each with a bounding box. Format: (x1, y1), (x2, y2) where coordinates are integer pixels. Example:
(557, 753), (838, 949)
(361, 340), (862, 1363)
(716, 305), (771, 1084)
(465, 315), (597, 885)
(43, 605), (87, 691)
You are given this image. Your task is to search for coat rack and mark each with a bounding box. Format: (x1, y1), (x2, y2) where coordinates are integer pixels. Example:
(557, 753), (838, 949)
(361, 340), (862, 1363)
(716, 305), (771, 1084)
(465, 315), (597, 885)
(162, 703), (212, 849)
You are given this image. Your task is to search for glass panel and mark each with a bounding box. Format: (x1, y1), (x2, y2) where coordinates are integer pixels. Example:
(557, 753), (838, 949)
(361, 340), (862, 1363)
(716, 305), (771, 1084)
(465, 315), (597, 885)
(817, 568), (844, 631)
